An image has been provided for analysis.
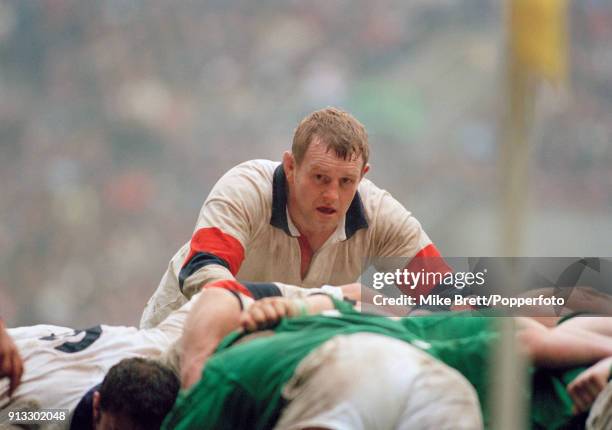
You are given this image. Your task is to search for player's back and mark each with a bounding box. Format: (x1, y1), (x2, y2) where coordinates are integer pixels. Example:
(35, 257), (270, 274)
(2, 322), (174, 413)
(2, 294), (192, 413)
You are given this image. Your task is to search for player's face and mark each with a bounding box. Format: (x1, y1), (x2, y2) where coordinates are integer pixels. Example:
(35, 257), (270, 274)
(284, 139), (369, 237)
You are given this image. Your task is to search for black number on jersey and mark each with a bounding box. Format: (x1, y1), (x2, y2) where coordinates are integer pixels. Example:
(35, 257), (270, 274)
(39, 325), (103, 353)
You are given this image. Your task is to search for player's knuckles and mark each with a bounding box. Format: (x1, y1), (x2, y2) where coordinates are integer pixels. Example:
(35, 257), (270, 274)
(252, 313), (267, 325)
(258, 304), (274, 316)
(261, 304), (276, 317)
(244, 317), (257, 332)
(260, 298), (278, 307)
(270, 300), (285, 311)
(274, 305), (287, 318)
(585, 381), (602, 398)
(246, 309), (262, 323)
(250, 307), (265, 318)
(569, 385), (582, 401)
(577, 389), (591, 411)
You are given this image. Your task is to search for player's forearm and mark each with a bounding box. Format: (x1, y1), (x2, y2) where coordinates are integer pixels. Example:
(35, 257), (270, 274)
(180, 288), (242, 388)
(182, 264), (236, 299)
(519, 326), (612, 368)
(239, 294), (336, 333)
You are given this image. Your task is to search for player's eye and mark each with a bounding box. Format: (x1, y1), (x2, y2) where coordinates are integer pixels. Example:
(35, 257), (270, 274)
(341, 177), (354, 186)
(314, 174), (325, 183)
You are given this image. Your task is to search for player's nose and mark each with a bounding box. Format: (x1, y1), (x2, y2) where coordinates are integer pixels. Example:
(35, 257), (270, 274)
(321, 184), (339, 203)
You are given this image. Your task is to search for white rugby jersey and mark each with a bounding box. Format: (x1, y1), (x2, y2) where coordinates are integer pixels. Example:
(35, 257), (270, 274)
(141, 159), (448, 328)
(0, 296), (193, 414)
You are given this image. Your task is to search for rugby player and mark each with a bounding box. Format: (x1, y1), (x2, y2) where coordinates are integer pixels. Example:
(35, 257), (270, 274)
(0, 281), (345, 428)
(167, 293), (612, 430)
(0, 292), (192, 417)
(70, 357), (179, 430)
(141, 107), (451, 328)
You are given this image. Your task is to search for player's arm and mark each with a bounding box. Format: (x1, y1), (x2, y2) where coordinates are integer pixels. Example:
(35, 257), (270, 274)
(180, 281), (246, 389)
(178, 163), (269, 299)
(517, 315), (612, 414)
(370, 192), (454, 310)
(0, 319), (23, 396)
(240, 294), (338, 332)
(179, 278), (295, 388)
(180, 280), (353, 388)
(517, 319), (612, 369)
(567, 356), (612, 414)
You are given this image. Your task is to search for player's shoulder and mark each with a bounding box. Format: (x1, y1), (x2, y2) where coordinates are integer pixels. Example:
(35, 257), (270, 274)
(357, 177), (412, 218)
(206, 160), (277, 217)
(357, 176), (385, 198)
(217, 159), (279, 191)
(229, 159), (279, 179)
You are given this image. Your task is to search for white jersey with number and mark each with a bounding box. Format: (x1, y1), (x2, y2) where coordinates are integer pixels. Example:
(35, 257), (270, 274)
(0, 295), (195, 413)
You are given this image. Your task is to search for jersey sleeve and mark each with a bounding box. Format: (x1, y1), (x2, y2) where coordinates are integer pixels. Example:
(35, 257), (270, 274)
(200, 280), (345, 311)
(370, 192), (433, 260)
(178, 162), (268, 298)
(272, 283), (344, 301)
(369, 191), (453, 298)
(153, 292), (201, 340)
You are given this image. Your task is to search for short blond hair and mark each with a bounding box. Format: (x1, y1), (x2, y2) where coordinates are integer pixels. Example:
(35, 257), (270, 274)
(292, 107), (369, 167)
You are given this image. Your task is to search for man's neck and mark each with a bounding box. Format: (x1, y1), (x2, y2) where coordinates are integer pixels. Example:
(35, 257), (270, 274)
(291, 211), (333, 247)
(287, 212), (333, 253)
(300, 230), (332, 254)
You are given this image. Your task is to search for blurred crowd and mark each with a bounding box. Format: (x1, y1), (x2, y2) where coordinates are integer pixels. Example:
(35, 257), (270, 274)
(0, 0), (610, 327)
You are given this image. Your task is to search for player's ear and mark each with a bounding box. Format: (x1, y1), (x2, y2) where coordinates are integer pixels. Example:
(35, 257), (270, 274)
(282, 151), (296, 182)
(361, 163), (370, 178)
(92, 391), (101, 423)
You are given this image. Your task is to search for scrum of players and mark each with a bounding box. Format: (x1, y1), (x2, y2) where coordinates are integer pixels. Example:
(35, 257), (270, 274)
(2, 108), (612, 429)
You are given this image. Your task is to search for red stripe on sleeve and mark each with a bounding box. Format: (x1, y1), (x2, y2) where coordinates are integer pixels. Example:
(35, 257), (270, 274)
(413, 243), (446, 260)
(203, 279), (253, 298)
(402, 244), (453, 297)
(183, 227), (245, 275)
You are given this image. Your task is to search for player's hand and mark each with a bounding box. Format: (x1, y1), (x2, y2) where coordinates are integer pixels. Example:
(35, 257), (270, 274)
(567, 356), (612, 414)
(0, 321), (23, 397)
(240, 297), (305, 333)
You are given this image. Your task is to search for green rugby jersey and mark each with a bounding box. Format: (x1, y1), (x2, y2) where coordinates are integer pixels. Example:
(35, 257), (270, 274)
(163, 302), (579, 430)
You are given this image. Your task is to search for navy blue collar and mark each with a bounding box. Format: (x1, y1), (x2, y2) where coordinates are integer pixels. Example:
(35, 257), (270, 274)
(270, 164), (368, 239)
